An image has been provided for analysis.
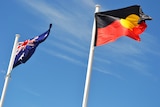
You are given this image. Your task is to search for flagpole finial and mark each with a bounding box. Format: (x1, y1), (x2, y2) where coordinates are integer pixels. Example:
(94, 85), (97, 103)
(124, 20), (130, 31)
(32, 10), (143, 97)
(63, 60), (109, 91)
(15, 34), (20, 38)
(95, 4), (101, 8)
(95, 5), (100, 13)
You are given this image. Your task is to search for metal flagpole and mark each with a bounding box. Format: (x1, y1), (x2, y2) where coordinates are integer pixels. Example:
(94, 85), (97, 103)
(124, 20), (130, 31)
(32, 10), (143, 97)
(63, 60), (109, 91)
(82, 5), (100, 107)
(0, 34), (20, 107)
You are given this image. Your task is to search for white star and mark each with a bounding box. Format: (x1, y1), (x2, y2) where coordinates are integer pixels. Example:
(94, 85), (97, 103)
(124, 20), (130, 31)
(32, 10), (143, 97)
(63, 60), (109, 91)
(18, 52), (25, 61)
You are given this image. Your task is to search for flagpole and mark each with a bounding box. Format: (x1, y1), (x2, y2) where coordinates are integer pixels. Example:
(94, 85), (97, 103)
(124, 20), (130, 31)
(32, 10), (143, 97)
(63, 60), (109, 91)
(0, 34), (20, 107)
(82, 5), (100, 107)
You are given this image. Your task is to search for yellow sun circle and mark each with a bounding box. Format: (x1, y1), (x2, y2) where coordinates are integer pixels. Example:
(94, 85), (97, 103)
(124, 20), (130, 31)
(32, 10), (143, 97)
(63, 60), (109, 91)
(120, 14), (140, 29)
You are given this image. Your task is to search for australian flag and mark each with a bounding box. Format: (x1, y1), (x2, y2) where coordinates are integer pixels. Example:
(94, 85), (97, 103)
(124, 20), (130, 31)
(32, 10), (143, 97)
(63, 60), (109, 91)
(13, 24), (52, 68)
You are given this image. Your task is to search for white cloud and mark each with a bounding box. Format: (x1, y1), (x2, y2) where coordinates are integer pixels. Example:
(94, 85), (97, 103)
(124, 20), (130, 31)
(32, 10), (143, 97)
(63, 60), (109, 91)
(82, 0), (96, 8)
(124, 59), (152, 76)
(40, 47), (86, 67)
(46, 39), (88, 58)
(18, 0), (95, 41)
(94, 57), (111, 65)
(23, 88), (40, 97)
(93, 67), (123, 79)
(0, 70), (6, 74)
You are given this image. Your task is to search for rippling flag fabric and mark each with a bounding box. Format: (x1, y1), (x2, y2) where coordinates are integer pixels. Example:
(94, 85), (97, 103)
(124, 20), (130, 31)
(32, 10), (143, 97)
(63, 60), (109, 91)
(13, 24), (52, 68)
(95, 5), (152, 46)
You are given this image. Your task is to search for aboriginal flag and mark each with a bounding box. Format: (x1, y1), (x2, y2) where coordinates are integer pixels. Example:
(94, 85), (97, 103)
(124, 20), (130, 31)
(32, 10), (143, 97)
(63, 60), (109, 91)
(13, 24), (52, 68)
(95, 5), (152, 46)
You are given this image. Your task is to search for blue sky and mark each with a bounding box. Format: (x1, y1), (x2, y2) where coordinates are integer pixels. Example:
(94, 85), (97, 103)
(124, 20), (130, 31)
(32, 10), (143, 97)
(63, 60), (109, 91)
(0, 0), (159, 107)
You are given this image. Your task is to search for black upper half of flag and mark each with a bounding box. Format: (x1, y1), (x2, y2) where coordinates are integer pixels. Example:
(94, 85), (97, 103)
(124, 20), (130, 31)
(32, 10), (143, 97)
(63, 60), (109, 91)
(95, 5), (152, 28)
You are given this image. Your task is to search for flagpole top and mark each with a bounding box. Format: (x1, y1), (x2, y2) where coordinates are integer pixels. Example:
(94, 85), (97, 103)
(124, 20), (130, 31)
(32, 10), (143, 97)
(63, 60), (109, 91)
(15, 34), (20, 38)
(95, 4), (100, 13)
(95, 4), (101, 8)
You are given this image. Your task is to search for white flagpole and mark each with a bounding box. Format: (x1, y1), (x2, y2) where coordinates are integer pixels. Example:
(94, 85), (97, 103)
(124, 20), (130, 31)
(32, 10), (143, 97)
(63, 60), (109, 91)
(82, 5), (100, 107)
(0, 34), (20, 107)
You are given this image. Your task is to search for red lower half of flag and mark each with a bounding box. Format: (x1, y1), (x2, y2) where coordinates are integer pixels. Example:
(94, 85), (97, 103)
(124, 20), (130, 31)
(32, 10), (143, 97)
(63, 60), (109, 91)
(95, 20), (147, 46)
